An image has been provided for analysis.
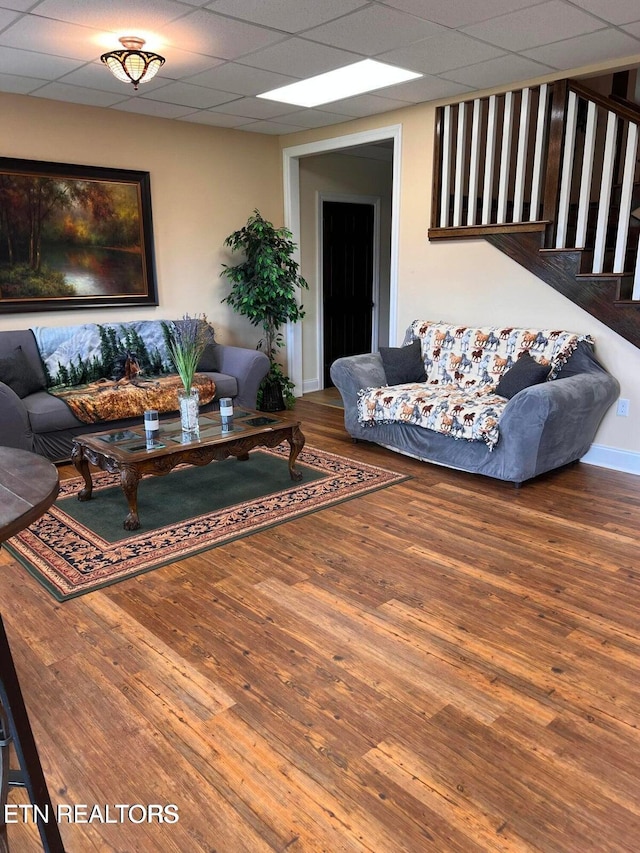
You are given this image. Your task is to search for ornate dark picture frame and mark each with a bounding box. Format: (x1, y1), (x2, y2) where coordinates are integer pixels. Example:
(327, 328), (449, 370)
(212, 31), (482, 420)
(0, 157), (158, 313)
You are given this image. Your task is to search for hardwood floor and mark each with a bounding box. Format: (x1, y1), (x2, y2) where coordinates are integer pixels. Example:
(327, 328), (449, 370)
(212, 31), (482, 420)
(1, 395), (639, 852)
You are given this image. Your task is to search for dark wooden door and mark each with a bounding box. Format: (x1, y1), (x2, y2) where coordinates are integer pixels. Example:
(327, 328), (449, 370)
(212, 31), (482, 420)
(322, 201), (374, 386)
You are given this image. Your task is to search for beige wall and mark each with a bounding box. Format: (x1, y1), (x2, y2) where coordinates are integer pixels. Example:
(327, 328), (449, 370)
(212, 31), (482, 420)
(0, 91), (282, 348)
(280, 95), (640, 457)
(298, 151), (393, 389)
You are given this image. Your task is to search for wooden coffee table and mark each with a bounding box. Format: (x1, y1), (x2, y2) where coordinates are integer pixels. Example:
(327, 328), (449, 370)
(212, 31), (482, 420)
(71, 409), (305, 530)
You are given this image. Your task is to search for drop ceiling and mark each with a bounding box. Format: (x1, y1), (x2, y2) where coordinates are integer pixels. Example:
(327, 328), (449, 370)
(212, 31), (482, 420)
(0, 0), (639, 135)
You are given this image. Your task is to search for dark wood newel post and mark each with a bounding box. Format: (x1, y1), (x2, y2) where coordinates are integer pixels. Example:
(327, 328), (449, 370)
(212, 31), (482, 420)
(542, 79), (569, 248)
(430, 105), (444, 232)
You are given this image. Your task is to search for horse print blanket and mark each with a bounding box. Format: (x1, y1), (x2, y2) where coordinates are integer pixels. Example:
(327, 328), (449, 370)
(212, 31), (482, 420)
(357, 320), (587, 450)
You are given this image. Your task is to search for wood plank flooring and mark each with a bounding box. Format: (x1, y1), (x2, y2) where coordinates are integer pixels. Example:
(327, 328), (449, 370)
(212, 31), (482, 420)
(0, 394), (639, 852)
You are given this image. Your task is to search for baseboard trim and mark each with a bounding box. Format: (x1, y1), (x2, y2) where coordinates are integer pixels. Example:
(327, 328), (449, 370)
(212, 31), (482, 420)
(302, 378), (321, 394)
(581, 444), (640, 476)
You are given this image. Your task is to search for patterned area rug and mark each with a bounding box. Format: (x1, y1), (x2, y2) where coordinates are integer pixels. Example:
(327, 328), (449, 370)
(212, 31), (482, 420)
(5, 444), (407, 601)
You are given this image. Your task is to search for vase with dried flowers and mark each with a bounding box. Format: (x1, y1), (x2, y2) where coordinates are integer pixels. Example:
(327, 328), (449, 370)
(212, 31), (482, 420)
(165, 313), (213, 438)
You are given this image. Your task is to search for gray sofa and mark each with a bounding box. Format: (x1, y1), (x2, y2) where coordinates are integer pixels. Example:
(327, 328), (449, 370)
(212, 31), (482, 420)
(330, 321), (619, 485)
(0, 325), (269, 463)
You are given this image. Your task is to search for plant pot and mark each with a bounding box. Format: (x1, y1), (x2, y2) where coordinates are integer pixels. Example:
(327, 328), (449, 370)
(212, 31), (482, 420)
(178, 386), (200, 438)
(259, 376), (285, 412)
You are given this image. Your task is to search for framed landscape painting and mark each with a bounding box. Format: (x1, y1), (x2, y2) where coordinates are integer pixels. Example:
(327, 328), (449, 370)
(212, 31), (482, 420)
(0, 158), (158, 313)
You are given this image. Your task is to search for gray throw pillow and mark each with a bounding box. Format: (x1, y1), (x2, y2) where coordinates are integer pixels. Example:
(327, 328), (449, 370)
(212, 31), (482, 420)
(197, 342), (219, 372)
(379, 339), (427, 385)
(0, 345), (45, 398)
(495, 351), (550, 399)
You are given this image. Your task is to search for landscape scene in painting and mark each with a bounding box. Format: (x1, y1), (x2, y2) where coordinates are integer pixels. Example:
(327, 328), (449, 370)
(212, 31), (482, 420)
(0, 169), (146, 304)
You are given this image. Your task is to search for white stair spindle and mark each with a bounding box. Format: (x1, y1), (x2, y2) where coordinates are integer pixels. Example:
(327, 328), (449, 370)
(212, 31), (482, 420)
(453, 102), (467, 227)
(555, 90), (578, 249)
(529, 83), (548, 221)
(613, 121), (638, 273)
(466, 99), (481, 226)
(513, 87), (530, 223)
(439, 105), (452, 227)
(593, 111), (618, 274)
(482, 95), (497, 225)
(633, 243), (640, 299)
(497, 91), (513, 223)
(575, 100), (597, 249)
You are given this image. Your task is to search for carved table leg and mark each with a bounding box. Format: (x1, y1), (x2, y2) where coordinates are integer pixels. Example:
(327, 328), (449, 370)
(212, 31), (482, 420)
(72, 443), (93, 501)
(287, 424), (305, 481)
(120, 466), (142, 530)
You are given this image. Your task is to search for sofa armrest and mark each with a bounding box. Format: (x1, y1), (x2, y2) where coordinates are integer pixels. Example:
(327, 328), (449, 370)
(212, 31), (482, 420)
(330, 353), (388, 436)
(216, 345), (270, 409)
(0, 382), (33, 452)
(497, 370), (619, 480)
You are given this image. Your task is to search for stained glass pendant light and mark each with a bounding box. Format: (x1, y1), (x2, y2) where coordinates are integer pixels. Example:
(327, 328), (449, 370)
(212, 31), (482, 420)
(101, 37), (165, 90)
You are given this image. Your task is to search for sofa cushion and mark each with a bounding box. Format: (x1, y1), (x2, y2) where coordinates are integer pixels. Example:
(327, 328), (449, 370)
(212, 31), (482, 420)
(0, 346), (46, 398)
(495, 352), (550, 399)
(379, 339), (426, 385)
(358, 383), (507, 449)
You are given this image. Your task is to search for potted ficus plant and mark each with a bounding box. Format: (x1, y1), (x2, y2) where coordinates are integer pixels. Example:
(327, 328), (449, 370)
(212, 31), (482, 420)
(221, 209), (308, 411)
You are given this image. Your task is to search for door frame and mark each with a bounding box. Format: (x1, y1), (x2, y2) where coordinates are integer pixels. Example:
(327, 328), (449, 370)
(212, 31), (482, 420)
(282, 123), (402, 397)
(318, 193), (381, 390)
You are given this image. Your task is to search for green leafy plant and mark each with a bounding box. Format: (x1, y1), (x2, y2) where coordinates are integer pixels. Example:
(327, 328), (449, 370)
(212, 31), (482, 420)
(221, 210), (308, 410)
(164, 314), (213, 392)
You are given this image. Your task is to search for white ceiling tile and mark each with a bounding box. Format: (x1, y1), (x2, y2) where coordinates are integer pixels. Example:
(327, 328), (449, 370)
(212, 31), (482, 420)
(521, 29), (640, 69)
(0, 17), (104, 60)
(378, 0), (544, 29)
(461, 1), (606, 51)
(150, 47), (225, 80)
(622, 22), (640, 38)
(238, 120), (307, 134)
(0, 1), (39, 11)
(0, 7), (19, 26)
(378, 32), (505, 75)
(0, 45), (83, 77)
(178, 110), (252, 127)
(276, 109), (350, 128)
(141, 80), (239, 108)
(376, 75), (474, 103)
(0, 71), (48, 93)
(30, 81), (125, 106)
(158, 8), (287, 61)
(31, 0), (190, 31)
(209, 96), (292, 119)
(110, 97), (198, 117)
(570, 1), (640, 25)
(205, 0), (367, 34)
(236, 38), (361, 77)
(321, 92), (417, 116)
(184, 62), (297, 95)
(442, 54), (553, 89)
(303, 5), (444, 56)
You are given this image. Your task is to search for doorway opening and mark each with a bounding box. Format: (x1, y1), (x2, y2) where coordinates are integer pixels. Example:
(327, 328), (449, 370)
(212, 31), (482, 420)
(282, 124), (402, 396)
(320, 197), (378, 387)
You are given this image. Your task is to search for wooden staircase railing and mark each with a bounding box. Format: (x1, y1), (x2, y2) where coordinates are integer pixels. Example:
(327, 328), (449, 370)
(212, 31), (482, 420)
(428, 77), (640, 347)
